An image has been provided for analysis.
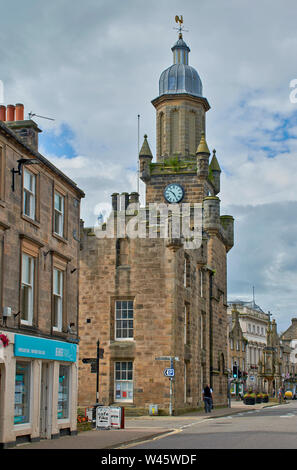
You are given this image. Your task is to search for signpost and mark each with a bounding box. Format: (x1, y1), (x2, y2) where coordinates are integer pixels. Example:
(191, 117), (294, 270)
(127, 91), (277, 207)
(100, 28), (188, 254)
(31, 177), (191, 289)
(155, 356), (179, 416)
(82, 340), (104, 403)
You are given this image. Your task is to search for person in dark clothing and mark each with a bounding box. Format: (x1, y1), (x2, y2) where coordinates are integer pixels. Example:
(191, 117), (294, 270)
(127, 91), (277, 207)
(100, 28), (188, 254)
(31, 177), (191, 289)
(203, 384), (212, 413)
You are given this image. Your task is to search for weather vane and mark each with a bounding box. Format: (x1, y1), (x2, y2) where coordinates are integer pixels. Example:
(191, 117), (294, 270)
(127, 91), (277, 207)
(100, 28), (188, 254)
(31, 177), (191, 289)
(174, 15), (188, 38)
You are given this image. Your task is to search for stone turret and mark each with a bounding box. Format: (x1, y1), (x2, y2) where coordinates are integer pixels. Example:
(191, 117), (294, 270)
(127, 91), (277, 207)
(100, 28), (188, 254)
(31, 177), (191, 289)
(203, 196), (221, 232)
(196, 132), (210, 179)
(209, 149), (221, 195)
(220, 215), (234, 252)
(139, 134), (153, 182)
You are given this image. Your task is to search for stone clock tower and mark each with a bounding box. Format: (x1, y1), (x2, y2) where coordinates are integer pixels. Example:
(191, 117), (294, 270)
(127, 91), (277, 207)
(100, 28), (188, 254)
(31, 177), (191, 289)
(139, 31), (222, 206)
(78, 25), (235, 415)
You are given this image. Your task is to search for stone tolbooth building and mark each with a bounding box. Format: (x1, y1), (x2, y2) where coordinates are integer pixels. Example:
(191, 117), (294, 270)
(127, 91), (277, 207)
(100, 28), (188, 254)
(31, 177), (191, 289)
(78, 30), (234, 414)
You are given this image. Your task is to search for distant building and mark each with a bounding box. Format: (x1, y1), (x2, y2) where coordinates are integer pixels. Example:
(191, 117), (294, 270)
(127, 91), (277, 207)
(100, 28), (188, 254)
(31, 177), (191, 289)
(228, 300), (293, 394)
(258, 319), (292, 395)
(280, 318), (297, 384)
(0, 103), (84, 448)
(227, 300), (270, 390)
(227, 306), (248, 396)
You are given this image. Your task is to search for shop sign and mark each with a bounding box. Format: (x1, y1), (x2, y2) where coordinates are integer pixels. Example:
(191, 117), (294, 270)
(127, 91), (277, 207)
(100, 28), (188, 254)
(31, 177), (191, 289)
(14, 334), (77, 362)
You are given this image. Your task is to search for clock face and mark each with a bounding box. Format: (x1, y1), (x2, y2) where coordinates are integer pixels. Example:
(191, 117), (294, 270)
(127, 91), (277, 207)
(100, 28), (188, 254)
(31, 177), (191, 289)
(164, 183), (184, 203)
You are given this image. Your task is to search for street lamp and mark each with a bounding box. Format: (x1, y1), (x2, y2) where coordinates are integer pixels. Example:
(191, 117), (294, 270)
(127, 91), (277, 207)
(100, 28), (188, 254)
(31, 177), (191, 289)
(11, 158), (40, 191)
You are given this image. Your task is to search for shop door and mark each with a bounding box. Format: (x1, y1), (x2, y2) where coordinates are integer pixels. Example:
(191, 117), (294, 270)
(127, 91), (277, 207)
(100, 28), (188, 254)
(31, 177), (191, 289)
(40, 362), (51, 439)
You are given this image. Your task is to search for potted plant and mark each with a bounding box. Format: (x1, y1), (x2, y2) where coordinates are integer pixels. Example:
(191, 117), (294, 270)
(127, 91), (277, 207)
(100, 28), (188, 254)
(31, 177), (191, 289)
(243, 392), (256, 405)
(262, 393), (269, 403)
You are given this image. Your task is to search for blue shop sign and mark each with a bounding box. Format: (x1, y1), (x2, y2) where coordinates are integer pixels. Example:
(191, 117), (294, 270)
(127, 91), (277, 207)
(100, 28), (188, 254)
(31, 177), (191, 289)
(14, 334), (77, 362)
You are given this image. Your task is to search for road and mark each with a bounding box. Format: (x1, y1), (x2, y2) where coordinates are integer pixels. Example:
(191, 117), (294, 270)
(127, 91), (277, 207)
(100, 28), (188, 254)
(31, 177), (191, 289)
(128, 401), (297, 449)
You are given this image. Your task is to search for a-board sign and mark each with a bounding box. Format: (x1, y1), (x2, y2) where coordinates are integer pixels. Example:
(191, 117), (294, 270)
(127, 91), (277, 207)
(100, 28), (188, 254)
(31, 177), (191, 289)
(96, 406), (111, 429)
(109, 407), (122, 429)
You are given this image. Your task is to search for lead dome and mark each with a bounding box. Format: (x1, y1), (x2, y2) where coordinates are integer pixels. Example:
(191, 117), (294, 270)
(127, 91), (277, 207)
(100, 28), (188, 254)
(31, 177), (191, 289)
(158, 34), (203, 97)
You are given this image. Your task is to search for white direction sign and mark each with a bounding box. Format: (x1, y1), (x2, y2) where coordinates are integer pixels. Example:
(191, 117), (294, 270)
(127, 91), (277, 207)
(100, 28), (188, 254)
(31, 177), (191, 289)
(164, 368), (175, 377)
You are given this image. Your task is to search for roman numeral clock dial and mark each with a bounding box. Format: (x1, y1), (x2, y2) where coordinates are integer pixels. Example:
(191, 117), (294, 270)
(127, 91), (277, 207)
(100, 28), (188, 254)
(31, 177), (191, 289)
(164, 183), (184, 203)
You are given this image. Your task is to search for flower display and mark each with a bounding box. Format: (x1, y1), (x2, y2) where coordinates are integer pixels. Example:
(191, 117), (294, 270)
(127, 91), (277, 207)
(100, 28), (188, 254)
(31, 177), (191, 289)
(0, 334), (9, 347)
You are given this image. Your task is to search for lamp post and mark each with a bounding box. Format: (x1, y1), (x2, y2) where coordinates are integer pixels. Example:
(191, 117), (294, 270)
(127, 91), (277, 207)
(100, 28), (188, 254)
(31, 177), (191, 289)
(11, 158), (40, 191)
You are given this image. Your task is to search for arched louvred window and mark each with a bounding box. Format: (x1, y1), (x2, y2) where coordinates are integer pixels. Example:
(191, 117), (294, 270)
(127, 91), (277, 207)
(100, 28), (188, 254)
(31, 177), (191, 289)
(116, 238), (129, 266)
(170, 109), (179, 155)
(159, 112), (164, 157)
(188, 111), (197, 156)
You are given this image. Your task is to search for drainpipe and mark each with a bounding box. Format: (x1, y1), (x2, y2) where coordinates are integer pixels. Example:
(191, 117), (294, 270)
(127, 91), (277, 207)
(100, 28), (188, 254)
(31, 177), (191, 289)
(209, 269), (214, 389)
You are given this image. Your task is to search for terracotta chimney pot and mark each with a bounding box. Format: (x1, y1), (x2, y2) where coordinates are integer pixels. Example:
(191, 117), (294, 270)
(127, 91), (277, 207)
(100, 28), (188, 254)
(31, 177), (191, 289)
(0, 105), (6, 121)
(15, 103), (24, 121)
(7, 104), (15, 121)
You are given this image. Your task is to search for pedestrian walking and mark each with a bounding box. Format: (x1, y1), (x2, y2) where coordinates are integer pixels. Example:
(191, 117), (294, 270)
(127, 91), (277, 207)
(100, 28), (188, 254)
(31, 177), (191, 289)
(203, 384), (212, 413)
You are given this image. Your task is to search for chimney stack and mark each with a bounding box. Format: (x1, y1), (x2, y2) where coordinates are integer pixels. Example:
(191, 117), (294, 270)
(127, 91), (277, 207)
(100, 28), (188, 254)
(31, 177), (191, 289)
(1, 102), (42, 151)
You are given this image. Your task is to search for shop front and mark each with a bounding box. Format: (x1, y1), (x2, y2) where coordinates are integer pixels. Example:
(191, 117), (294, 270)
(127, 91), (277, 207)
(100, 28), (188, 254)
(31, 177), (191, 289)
(0, 331), (78, 448)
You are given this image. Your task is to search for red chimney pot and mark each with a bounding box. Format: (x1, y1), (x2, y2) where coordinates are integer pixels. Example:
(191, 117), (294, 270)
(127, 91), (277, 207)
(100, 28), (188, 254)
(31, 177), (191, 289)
(0, 105), (6, 121)
(7, 104), (15, 121)
(15, 103), (24, 121)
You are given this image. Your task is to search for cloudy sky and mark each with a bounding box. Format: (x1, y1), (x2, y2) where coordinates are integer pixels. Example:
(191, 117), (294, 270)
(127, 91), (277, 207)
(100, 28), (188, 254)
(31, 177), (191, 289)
(1, 0), (297, 331)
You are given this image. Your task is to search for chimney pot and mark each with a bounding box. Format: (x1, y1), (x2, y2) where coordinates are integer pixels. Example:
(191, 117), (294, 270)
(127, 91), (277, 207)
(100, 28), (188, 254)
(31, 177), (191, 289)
(15, 103), (24, 121)
(0, 105), (6, 121)
(7, 104), (15, 121)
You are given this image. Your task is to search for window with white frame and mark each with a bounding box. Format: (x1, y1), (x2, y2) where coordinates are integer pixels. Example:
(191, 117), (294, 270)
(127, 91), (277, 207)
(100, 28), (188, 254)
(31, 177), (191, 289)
(21, 253), (35, 325)
(115, 300), (133, 340)
(23, 168), (36, 220)
(114, 361), (133, 402)
(54, 192), (65, 237)
(53, 268), (63, 331)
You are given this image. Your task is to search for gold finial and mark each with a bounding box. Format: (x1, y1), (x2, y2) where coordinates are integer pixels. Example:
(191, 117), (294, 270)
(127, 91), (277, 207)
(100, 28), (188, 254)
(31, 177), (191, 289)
(175, 15), (183, 26)
(174, 15), (186, 38)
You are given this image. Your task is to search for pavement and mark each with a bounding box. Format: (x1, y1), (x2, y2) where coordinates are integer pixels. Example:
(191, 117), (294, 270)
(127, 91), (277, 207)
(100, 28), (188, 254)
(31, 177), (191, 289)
(11, 399), (285, 450)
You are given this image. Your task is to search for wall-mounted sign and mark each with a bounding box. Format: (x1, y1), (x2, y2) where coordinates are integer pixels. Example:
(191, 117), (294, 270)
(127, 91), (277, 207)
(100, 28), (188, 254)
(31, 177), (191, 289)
(14, 334), (77, 362)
